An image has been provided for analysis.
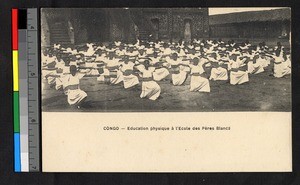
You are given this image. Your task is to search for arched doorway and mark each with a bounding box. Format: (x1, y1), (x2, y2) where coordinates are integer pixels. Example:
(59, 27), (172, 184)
(151, 18), (159, 41)
(184, 19), (192, 43)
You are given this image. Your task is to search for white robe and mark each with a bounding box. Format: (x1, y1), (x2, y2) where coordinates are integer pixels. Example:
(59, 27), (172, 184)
(55, 66), (71, 90)
(64, 73), (87, 105)
(273, 56), (291, 78)
(168, 58), (187, 86)
(190, 65), (210, 92)
(55, 74), (64, 90)
(42, 68), (57, 86)
(42, 56), (58, 85)
(210, 67), (228, 81)
(110, 70), (124, 84)
(104, 59), (123, 84)
(247, 61), (264, 74)
(85, 62), (100, 76)
(140, 68), (161, 100)
(121, 62), (139, 88)
(257, 57), (270, 68)
(172, 71), (187, 86)
(153, 67), (170, 81)
(230, 70), (249, 85)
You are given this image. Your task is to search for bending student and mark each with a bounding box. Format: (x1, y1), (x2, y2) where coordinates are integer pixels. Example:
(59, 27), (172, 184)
(139, 60), (161, 101)
(63, 65), (88, 108)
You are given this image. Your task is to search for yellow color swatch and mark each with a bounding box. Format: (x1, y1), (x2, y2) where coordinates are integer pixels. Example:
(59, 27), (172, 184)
(13, 50), (19, 91)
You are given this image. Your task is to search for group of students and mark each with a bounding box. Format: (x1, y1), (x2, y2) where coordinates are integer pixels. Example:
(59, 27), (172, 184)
(42, 39), (291, 108)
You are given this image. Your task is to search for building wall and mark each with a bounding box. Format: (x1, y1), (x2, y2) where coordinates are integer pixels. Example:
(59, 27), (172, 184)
(143, 10), (169, 39)
(210, 20), (291, 39)
(70, 9), (110, 44)
(143, 8), (209, 40)
(43, 8), (209, 45)
(172, 10), (208, 39)
(108, 9), (136, 42)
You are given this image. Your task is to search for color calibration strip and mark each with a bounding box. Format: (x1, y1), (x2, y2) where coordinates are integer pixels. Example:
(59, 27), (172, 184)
(12, 8), (40, 172)
(12, 8), (21, 172)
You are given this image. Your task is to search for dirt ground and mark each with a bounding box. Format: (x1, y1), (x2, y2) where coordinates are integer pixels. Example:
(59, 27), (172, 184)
(42, 65), (291, 112)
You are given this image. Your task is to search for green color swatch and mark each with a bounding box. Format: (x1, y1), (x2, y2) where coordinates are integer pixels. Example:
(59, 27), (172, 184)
(13, 92), (20, 133)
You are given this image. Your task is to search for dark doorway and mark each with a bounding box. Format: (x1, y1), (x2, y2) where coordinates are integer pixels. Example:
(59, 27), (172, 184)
(184, 19), (192, 43)
(151, 18), (159, 41)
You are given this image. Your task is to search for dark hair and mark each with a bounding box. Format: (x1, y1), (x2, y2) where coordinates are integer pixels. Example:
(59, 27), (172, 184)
(211, 53), (217, 59)
(277, 42), (282, 47)
(283, 52), (287, 61)
(65, 58), (70, 66)
(70, 65), (77, 76)
(178, 38), (183, 45)
(144, 60), (150, 70)
(275, 50), (281, 57)
(192, 57), (199, 65)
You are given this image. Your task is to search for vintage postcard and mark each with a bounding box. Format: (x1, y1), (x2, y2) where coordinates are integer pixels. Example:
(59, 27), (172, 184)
(41, 7), (292, 172)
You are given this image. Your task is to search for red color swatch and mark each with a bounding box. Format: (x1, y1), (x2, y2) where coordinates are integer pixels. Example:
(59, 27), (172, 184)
(12, 9), (18, 50)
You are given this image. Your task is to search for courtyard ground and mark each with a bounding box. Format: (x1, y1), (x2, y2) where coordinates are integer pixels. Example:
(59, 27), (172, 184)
(42, 65), (291, 112)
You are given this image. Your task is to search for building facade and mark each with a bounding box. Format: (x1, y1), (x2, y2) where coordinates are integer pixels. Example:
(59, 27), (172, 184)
(140, 8), (209, 41)
(209, 8), (291, 40)
(41, 8), (209, 46)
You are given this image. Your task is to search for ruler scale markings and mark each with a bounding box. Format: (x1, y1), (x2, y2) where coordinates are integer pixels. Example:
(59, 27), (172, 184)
(19, 28), (29, 172)
(27, 8), (39, 172)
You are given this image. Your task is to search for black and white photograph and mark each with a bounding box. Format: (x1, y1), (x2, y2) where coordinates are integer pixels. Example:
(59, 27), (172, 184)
(0, 0), (299, 182)
(41, 7), (291, 112)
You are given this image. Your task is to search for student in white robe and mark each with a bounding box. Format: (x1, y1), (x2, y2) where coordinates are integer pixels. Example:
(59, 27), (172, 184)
(179, 58), (191, 73)
(189, 57), (210, 92)
(53, 43), (61, 50)
(247, 55), (265, 74)
(208, 53), (228, 81)
(139, 60), (161, 101)
(126, 47), (139, 58)
(273, 51), (291, 78)
(168, 53), (188, 86)
(285, 54), (291, 68)
(152, 58), (170, 81)
(42, 53), (58, 87)
(55, 58), (74, 92)
(115, 47), (126, 58)
(145, 47), (155, 56)
(115, 41), (121, 47)
(80, 55), (100, 76)
(138, 48), (147, 59)
(162, 44), (172, 56)
(63, 65), (87, 108)
(186, 48), (198, 62)
(229, 55), (249, 85)
(120, 56), (139, 89)
(274, 42), (284, 56)
(255, 52), (270, 68)
(84, 43), (95, 56)
(53, 54), (67, 90)
(177, 47), (186, 58)
(149, 52), (160, 65)
(103, 52), (123, 84)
